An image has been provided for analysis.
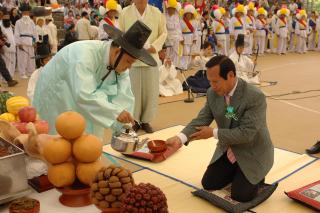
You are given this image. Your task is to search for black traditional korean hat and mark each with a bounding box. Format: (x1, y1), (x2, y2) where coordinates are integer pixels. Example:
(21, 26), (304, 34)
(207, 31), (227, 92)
(33, 45), (54, 60)
(103, 21), (157, 67)
(235, 34), (249, 48)
(19, 3), (32, 12)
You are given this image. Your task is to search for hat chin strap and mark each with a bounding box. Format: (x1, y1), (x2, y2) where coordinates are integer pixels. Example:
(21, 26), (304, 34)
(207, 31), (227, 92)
(112, 48), (125, 72)
(101, 48), (125, 83)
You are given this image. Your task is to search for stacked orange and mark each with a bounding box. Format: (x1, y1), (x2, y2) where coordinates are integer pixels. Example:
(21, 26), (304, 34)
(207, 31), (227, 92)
(43, 111), (104, 187)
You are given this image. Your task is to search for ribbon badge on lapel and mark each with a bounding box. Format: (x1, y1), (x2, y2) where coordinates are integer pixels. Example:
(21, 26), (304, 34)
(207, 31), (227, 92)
(225, 106), (238, 121)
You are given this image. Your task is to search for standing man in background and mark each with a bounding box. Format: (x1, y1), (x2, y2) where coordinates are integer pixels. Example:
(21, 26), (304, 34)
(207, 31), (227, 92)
(1, 12), (16, 78)
(14, 3), (38, 79)
(118, 0), (167, 133)
(46, 15), (58, 53)
(75, 11), (91, 40)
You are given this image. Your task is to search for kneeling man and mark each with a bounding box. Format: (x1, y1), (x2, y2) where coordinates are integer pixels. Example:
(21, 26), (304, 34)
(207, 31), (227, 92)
(167, 55), (274, 202)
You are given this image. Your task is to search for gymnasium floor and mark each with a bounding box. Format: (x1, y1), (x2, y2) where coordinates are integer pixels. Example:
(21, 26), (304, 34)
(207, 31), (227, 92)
(1, 52), (320, 213)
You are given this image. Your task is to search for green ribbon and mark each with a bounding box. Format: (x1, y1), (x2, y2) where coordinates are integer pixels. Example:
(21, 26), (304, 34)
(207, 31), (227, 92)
(225, 106), (238, 121)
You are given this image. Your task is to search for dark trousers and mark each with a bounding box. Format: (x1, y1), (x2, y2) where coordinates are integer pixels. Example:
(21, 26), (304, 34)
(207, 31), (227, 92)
(0, 55), (13, 82)
(201, 152), (261, 202)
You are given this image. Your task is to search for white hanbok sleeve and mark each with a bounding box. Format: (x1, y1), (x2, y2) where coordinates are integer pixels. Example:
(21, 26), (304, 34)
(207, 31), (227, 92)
(243, 55), (254, 72)
(159, 65), (169, 83)
(27, 69), (41, 103)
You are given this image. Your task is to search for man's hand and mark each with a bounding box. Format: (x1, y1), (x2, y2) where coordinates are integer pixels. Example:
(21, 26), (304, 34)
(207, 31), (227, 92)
(190, 126), (213, 140)
(180, 40), (184, 45)
(166, 136), (183, 148)
(147, 46), (157, 54)
(117, 110), (134, 125)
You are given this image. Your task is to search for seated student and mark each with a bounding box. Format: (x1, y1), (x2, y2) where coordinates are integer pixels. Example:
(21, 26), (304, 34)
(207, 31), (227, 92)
(167, 55), (274, 202)
(191, 41), (214, 70)
(59, 24), (78, 50)
(229, 34), (260, 84)
(27, 45), (53, 102)
(159, 45), (183, 97)
(183, 42), (214, 93)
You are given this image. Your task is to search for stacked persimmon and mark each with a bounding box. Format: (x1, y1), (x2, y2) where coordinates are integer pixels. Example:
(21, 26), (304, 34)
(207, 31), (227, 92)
(43, 111), (103, 187)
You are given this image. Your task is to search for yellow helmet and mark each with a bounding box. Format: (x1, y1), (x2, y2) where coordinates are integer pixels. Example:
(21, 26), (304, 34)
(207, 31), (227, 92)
(277, 7), (290, 16)
(106, 0), (117, 12)
(257, 7), (267, 16)
(167, 0), (177, 9)
(247, 2), (255, 11)
(236, 4), (245, 13)
(219, 7), (226, 15)
(300, 9), (307, 17)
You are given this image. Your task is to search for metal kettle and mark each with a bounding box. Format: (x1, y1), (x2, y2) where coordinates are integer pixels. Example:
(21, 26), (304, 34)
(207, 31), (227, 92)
(111, 125), (149, 154)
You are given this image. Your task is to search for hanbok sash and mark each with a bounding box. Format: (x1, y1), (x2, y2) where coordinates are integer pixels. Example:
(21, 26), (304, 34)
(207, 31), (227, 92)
(183, 17), (194, 33)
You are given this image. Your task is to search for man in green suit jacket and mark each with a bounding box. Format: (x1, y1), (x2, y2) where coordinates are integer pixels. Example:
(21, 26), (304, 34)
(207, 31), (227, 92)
(167, 55), (274, 202)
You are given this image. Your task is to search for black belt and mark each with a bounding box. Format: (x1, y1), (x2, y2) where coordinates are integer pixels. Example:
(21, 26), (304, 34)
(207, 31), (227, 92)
(20, 34), (33, 38)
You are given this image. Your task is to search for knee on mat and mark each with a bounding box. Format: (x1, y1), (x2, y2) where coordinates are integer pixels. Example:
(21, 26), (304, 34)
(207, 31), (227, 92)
(201, 177), (223, 191)
(231, 188), (256, 203)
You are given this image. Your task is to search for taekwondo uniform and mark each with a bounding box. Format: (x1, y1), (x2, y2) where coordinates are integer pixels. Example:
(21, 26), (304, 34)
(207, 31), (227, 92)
(212, 18), (227, 55)
(14, 15), (38, 78)
(0, 24), (16, 78)
(275, 16), (289, 54)
(244, 14), (255, 55)
(308, 17), (317, 50)
(295, 18), (308, 53)
(165, 12), (183, 67)
(180, 17), (197, 70)
(230, 16), (246, 48)
(255, 17), (267, 55)
(288, 15), (296, 52)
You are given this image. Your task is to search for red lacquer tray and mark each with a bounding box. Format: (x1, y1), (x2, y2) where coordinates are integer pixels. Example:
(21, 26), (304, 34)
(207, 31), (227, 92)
(123, 142), (181, 163)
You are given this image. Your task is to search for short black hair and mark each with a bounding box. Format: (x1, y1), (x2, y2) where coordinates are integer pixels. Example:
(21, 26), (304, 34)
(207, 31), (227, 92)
(81, 11), (88, 17)
(205, 55), (236, 80)
(202, 41), (213, 50)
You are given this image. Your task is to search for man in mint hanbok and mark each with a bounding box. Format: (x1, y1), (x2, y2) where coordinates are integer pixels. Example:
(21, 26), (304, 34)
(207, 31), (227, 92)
(33, 21), (157, 139)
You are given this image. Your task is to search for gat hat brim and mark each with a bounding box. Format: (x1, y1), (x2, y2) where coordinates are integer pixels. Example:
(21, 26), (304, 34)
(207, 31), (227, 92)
(32, 44), (55, 59)
(19, 3), (32, 12)
(32, 6), (52, 17)
(103, 24), (157, 67)
(32, 53), (55, 60)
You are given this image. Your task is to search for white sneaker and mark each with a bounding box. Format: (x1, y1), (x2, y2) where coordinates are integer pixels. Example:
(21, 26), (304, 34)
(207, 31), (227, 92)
(20, 75), (28, 79)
